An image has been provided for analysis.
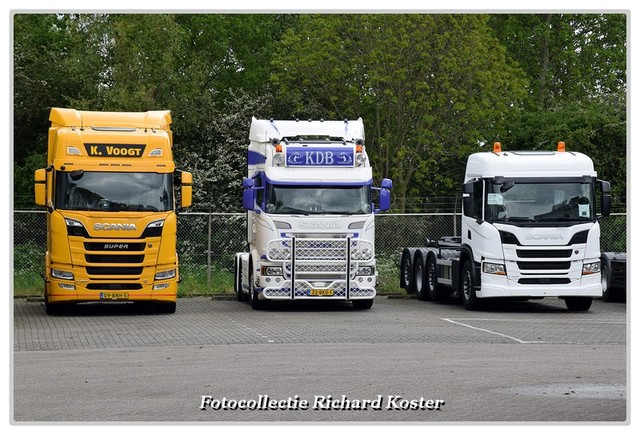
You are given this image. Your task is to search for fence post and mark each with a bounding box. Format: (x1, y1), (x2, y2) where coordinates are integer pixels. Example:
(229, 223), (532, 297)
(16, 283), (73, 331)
(207, 212), (212, 287)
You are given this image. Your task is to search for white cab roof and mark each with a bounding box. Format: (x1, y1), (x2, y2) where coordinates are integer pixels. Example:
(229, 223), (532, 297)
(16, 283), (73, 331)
(250, 117), (365, 143)
(465, 151), (597, 181)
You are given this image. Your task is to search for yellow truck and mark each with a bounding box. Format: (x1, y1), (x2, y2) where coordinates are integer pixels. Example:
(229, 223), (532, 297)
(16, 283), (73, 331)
(34, 108), (192, 314)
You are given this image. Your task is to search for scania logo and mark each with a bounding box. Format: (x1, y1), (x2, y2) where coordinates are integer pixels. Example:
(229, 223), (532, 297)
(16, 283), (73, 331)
(299, 221), (340, 230)
(93, 223), (137, 231)
(524, 233), (563, 240)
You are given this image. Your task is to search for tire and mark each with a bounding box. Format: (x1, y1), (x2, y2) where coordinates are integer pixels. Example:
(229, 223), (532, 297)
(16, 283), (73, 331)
(426, 255), (447, 301)
(155, 302), (177, 314)
(352, 299), (374, 310)
(564, 297), (592, 311)
(461, 260), (482, 310)
(235, 261), (248, 302)
(413, 254), (429, 301)
(400, 248), (416, 294)
(44, 289), (69, 315)
(600, 259), (613, 302)
(45, 300), (67, 316)
(249, 264), (268, 310)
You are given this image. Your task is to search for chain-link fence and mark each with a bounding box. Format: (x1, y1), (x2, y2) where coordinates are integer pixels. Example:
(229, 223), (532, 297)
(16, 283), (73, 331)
(13, 210), (627, 295)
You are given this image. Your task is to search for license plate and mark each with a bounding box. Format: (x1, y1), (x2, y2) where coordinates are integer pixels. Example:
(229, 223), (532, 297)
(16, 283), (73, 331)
(309, 289), (334, 296)
(100, 292), (129, 300)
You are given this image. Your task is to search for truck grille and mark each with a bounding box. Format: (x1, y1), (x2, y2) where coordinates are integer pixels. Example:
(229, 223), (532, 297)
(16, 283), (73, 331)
(85, 266), (143, 276)
(85, 254), (144, 263)
(517, 249), (572, 258)
(517, 261), (571, 270)
(518, 278), (571, 285)
(267, 238), (373, 261)
(84, 242), (146, 252)
(86, 283), (143, 290)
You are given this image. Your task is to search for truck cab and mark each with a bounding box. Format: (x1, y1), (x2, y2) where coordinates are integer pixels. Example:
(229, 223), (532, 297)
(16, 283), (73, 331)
(400, 142), (611, 311)
(235, 118), (392, 309)
(34, 108), (192, 314)
(459, 142), (611, 310)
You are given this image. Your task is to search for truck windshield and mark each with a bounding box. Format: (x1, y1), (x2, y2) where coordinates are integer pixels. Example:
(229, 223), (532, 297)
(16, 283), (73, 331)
(55, 171), (173, 212)
(485, 180), (595, 224)
(265, 184), (372, 215)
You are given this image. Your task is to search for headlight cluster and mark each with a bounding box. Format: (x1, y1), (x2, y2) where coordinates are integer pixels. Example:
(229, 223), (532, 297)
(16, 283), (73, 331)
(262, 266), (283, 276)
(582, 261), (601, 275)
(483, 262), (506, 275)
(273, 153), (285, 166)
(52, 268), (74, 280)
(356, 266), (375, 276)
(155, 269), (176, 280)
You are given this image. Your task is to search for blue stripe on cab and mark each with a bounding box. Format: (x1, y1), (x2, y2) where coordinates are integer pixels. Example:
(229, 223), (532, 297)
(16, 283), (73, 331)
(248, 150), (266, 165)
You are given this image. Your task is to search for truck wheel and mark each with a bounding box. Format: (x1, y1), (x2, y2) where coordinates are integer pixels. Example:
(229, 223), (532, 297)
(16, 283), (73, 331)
(44, 299), (66, 316)
(400, 248), (416, 293)
(461, 261), (482, 310)
(564, 297), (592, 311)
(235, 262), (248, 302)
(249, 266), (268, 310)
(352, 299), (374, 310)
(426, 255), (447, 301)
(413, 254), (429, 301)
(156, 302), (177, 314)
(600, 258), (613, 302)
(44, 290), (68, 315)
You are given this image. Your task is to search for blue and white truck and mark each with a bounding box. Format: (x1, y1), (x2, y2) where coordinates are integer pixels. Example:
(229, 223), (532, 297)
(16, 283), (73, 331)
(235, 118), (392, 309)
(400, 142), (611, 311)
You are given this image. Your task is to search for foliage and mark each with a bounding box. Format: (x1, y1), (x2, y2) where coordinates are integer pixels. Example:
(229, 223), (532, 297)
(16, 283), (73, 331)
(13, 13), (626, 213)
(490, 13), (627, 204)
(271, 14), (530, 211)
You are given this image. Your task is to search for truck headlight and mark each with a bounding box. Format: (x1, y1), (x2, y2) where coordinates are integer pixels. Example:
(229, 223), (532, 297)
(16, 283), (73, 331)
(51, 268), (74, 280)
(483, 262), (506, 275)
(356, 266), (375, 276)
(273, 153), (285, 166)
(582, 261), (601, 275)
(261, 266), (283, 276)
(155, 269), (176, 280)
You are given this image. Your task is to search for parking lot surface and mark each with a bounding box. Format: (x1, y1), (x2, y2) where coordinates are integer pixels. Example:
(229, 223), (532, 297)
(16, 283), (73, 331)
(13, 296), (626, 423)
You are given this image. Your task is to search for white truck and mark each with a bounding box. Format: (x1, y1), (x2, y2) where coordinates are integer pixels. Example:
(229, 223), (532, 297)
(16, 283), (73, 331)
(400, 142), (611, 311)
(234, 118), (392, 309)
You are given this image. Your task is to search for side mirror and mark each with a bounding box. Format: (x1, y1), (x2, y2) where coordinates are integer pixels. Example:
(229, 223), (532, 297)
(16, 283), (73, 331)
(600, 180), (611, 217)
(374, 178), (392, 213)
(378, 189), (391, 212)
(34, 168), (46, 207)
(462, 181), (475, 218)
(178, 171), (192, 208)
(242, 178), (256, 211)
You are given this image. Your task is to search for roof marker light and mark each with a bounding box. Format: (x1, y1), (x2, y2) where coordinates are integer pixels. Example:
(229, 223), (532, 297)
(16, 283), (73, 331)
(557, 141), (566, 152)
(493, 142), (502, 153)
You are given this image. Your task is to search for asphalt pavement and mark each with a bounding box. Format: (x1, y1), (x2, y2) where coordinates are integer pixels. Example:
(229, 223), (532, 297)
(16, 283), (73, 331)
(12, 296), (627, 423)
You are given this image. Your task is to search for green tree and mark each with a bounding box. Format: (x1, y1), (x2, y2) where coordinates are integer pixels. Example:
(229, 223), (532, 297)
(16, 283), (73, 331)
(490, 14), (627, 206)
(272, 14), (528, 211)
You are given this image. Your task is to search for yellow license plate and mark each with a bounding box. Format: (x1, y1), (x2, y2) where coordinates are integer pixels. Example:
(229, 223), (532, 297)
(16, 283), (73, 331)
(309, 289), (334, 296)
(100, 292), (129, 300)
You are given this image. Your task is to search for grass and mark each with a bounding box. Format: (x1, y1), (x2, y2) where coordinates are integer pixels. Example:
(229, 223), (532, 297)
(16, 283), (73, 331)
(13, 262), (406, 297)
